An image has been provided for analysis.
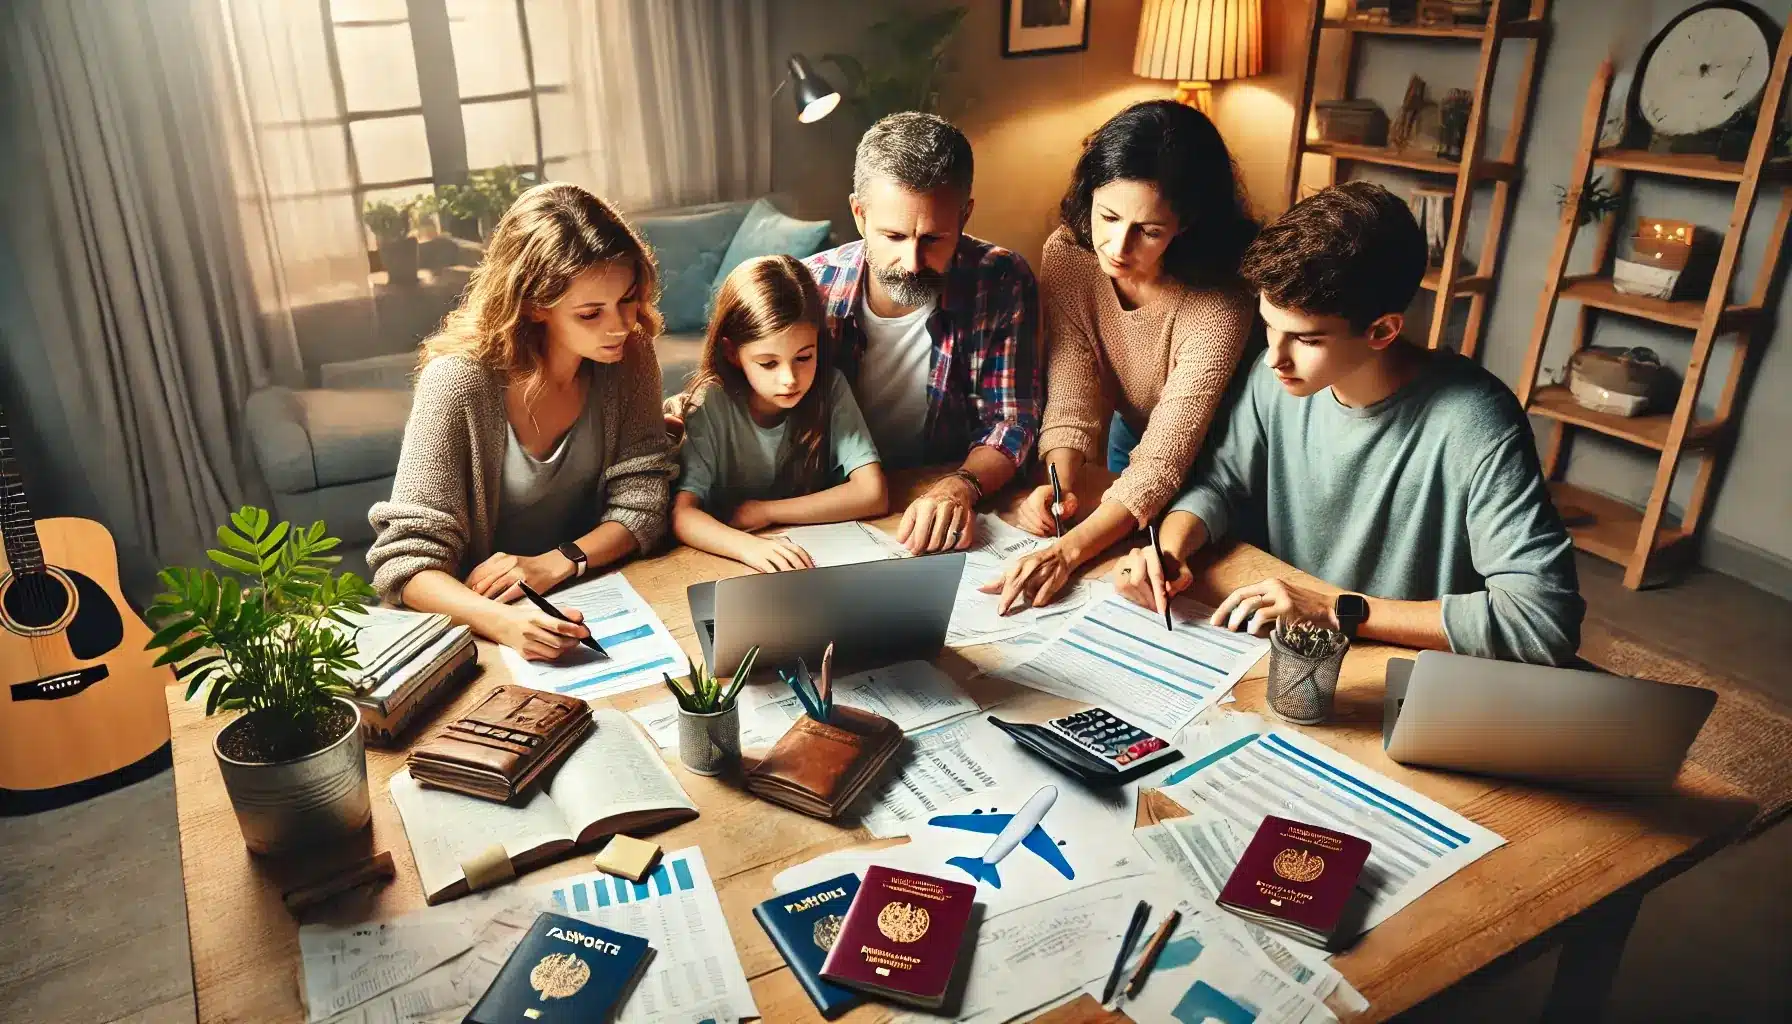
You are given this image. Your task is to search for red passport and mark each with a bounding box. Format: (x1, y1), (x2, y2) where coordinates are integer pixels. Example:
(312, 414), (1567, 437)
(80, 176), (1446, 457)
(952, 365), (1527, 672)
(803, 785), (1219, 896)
(819, 865), (977, 1009)
(1217, 815), (1371, 949)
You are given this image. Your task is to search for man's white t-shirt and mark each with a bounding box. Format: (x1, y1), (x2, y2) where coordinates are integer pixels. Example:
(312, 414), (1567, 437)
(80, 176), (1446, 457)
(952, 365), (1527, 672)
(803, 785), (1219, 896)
(855, 295), (935, 468)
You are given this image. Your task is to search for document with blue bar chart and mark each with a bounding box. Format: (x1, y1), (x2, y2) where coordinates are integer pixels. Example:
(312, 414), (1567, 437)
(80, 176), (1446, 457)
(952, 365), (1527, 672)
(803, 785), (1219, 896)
(1161, 712), (1504, 931)
(993, 594), (1270, 737)
(499, 573), (686, 699)
(389, 709), (696, 904)
(541, 847), (758, 1024)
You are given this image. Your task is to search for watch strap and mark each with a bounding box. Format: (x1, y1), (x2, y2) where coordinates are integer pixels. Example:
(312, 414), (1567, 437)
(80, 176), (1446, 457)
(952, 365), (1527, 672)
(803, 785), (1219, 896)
(556, 542), (588, 578)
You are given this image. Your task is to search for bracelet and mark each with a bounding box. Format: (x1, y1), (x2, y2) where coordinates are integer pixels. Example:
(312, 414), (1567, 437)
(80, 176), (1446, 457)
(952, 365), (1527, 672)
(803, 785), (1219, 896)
(950, 468), (985, 504)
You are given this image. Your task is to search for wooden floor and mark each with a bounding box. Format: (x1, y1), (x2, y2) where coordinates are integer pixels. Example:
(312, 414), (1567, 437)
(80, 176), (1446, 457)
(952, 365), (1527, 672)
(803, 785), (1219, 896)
(3, 553), (1787, 1023)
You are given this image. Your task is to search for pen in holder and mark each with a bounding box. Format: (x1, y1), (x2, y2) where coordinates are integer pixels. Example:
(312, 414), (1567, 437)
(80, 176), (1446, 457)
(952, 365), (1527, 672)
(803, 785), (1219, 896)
(1266, 620), (1349, 726)
(781, 641), (836, 723)
(663, 646), (758, 776)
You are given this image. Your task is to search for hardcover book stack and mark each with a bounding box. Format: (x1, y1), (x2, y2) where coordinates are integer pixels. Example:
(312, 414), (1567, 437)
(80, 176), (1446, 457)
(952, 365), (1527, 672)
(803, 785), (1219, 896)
(332, 605), (477, 745)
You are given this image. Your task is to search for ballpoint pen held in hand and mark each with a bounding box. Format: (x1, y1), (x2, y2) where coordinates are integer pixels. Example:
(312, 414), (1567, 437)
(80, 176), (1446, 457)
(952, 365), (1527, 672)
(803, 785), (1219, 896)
(1048, 463), (1066, 539)
(1148, 523), (1173, 632)
(517, 581), (606, 657)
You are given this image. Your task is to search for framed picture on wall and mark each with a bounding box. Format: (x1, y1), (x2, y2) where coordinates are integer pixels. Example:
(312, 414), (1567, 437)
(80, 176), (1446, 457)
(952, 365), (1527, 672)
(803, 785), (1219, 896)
(1002, 0), (1090, 58)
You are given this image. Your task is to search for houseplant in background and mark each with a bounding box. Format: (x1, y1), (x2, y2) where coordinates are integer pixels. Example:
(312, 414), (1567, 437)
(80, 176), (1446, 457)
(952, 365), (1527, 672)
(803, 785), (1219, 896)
(434, 164), (539, 244)
(362, 198), (419, 285)
(145, 507), (378, 854)
(820, 6), (967, 125)
(662, 646), (759, 776)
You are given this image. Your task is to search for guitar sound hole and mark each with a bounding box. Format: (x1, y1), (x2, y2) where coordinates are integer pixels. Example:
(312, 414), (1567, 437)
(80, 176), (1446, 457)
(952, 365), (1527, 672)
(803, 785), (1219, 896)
(4, 571), (71, 629)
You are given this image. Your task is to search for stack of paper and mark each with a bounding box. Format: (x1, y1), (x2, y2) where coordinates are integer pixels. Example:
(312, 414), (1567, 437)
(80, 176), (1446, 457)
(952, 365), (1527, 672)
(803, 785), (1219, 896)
(991, 593), (1270, 737)
(330, 606), (454, 692)
(1160, 712), (1505, 932)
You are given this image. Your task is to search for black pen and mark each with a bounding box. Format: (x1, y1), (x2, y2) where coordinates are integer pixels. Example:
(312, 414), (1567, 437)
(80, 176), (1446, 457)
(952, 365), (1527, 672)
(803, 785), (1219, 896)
(1048, 463), (1065, 538)
(517, 581), (607, 657)
(1148, 523), (1173, 632)
(1101, 900), (1151, 1005)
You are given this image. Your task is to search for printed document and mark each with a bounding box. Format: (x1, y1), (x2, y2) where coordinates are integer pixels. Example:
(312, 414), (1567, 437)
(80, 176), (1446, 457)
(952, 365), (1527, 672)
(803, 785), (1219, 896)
(542, 847), (757, 1024)
(851, 716), (1011, 838)
(1161, 712), (1504, 931)
(1094, 904), (1331, 1024)
(301, 914), (474, 1022)
(948, 549), (1092, 647)
(779, 521), (909, 566)
(498, 574), (685, 699)
(993, 594), (1270, 737)
(389, 709), (696, 903)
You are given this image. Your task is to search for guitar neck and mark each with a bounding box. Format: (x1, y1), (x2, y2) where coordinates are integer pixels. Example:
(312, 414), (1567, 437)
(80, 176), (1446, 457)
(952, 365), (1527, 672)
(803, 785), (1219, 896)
(0, 404), (45, 574)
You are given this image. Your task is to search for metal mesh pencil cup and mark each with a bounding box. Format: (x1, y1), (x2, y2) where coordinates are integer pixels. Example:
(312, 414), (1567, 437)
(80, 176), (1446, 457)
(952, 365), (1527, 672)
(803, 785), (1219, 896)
(676, 703), (740, 776)
(1266, 629), (1349, 725)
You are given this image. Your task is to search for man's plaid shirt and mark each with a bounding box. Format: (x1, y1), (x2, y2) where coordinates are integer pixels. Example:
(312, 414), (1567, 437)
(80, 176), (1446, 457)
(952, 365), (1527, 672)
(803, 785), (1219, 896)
(803, 234), (1041, 466)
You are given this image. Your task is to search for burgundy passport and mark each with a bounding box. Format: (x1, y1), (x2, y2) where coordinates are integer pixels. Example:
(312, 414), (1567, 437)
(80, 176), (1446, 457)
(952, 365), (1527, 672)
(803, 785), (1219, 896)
(1217, 815), (1371, 949)
(819, 865), (977, 1008)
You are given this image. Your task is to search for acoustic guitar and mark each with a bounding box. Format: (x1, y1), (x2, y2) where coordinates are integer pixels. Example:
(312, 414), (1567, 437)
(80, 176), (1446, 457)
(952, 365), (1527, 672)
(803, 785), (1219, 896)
(0, 404), (170, 811)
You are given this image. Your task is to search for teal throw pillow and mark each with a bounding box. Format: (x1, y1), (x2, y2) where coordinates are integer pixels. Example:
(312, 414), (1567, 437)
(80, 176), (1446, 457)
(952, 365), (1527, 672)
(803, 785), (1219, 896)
(635, 203), (752, 333)
(710, 199), (832, 308)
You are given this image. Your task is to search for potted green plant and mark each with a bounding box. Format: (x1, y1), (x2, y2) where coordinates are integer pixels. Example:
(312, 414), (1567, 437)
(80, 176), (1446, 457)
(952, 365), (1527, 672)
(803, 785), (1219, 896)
(434, 165), (539, 244)
(145, 507), (378, 854)
(820, 6), (967, 125)
(662, 646), (759, 776)
(363, 198), (419, 285)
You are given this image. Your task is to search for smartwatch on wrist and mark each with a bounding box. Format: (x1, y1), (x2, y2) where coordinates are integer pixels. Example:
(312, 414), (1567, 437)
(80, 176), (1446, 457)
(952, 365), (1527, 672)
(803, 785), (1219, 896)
(1334, 593), (1368, 639)
(556, 542), (588, 579)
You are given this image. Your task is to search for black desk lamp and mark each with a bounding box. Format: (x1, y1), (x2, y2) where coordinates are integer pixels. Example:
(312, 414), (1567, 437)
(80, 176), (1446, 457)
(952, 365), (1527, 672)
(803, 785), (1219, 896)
(782, 54), (840, 124)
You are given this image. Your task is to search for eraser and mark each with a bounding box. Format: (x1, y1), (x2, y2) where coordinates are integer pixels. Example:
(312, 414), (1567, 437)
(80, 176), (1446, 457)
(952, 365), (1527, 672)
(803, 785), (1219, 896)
(592, 834), (662, 883)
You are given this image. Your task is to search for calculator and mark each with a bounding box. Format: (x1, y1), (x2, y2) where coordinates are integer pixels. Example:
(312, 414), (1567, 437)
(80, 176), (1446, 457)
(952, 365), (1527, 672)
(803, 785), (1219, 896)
(988, 708), (1182, 784)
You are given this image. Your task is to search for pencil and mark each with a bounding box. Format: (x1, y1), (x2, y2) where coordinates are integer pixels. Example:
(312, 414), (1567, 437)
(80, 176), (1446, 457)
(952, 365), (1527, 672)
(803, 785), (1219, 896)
(819, 642), (834, 721)
(1124, 909), (1181, 999)
(1148, 523), (1173, 632)
(517, 581), (607, 656)
(1101, 899), (1151, 1005)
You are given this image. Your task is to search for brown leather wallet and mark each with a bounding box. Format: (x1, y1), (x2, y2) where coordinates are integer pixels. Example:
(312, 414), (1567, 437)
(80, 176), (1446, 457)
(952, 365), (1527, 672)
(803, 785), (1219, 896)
(406, 685), (592, 803)
(745, 705), (903, 820)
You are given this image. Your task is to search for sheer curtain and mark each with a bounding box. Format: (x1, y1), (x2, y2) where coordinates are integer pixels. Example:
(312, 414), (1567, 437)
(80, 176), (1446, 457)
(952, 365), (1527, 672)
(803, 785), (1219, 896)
(0, 0), (300, 594)
(542, 0), (774, 210)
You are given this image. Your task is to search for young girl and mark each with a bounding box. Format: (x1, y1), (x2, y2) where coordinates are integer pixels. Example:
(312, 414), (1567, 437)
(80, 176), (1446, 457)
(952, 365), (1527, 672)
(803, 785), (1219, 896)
(367, 182), (675, 661)
(673, 255), (888, 573)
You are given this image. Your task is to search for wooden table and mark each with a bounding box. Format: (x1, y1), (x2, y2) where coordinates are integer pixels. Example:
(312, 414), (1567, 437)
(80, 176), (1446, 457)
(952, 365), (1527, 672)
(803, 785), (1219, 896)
(166, 470), (1755, 1023)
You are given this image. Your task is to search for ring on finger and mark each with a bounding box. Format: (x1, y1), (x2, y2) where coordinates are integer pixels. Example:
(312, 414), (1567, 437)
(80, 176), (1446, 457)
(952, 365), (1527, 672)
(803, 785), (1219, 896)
(1120, 567), (1133, 576)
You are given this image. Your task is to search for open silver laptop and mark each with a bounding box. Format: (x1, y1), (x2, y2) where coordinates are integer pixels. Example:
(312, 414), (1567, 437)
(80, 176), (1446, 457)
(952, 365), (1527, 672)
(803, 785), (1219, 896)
(686, 553), (966, 674)
(1384, 650), (1715, 794)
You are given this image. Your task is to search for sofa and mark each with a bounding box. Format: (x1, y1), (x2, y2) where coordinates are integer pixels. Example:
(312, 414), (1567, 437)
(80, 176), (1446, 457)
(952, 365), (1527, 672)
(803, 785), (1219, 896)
(243, 196), (831, 577)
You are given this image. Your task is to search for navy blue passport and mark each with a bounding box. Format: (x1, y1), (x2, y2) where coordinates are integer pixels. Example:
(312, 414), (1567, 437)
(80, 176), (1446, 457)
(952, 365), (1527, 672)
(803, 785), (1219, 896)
(464, 911), (650, 1024)
(753, 873), (865, 1019)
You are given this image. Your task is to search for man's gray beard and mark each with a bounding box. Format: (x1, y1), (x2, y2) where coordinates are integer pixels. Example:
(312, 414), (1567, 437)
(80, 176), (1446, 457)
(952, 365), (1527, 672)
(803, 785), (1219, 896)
(875, 264), (945, 308)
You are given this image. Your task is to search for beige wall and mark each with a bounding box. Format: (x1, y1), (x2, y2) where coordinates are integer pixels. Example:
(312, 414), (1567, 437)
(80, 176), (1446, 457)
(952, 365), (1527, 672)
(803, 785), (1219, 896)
(771, 0), (1293, 268)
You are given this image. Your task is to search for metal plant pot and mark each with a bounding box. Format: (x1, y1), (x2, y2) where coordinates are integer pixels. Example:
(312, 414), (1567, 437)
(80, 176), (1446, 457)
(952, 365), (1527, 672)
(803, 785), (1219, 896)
(677, 703), (740, 777)
(213, 696), (371, 855)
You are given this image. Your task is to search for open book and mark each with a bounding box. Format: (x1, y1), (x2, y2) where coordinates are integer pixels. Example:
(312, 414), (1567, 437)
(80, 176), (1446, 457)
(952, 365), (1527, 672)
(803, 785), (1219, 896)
(391, 708), (697, 903)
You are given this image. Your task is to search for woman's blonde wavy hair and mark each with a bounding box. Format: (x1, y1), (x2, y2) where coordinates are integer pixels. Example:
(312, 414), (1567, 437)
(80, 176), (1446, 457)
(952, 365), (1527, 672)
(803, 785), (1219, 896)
(420, 182), (662, 383)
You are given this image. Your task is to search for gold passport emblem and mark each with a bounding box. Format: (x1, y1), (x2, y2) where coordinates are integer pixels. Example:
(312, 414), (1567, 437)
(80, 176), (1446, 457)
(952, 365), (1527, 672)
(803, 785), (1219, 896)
(813, 913), (844, 952)
(1272, 848), (1325, 883)
(876, 901), (931, 943)
(530, 952), (591, 1000)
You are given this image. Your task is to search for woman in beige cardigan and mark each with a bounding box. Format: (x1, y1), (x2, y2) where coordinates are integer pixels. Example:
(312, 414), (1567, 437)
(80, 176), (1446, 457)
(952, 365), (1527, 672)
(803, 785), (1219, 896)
(367, 183), (674, 660)
(983, 100), (1259, 613)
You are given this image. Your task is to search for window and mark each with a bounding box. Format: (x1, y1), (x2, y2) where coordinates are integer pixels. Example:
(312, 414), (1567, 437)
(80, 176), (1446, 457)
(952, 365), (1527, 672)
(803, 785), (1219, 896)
(325, 0), (564, 248)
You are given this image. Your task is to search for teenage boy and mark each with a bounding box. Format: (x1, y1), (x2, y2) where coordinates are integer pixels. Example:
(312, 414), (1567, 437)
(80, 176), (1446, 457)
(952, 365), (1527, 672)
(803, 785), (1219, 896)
(1110, 181), (1582, 665)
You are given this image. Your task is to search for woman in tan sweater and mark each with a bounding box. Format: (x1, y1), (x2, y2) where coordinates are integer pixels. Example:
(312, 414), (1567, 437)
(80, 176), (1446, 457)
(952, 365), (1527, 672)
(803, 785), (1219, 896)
(984, 100), (1259, 613)
(367, 183), (674, 660)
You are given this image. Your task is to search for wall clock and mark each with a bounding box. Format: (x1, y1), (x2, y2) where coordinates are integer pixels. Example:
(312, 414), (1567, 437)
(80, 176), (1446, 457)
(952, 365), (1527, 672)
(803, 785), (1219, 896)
(1633, 1), (1775, 139)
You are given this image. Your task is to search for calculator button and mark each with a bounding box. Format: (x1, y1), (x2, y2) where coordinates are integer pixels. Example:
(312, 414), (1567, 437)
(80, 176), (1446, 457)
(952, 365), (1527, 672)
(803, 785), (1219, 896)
(1115, 753), (1132, 764)
(1134, 738), (1166, 754)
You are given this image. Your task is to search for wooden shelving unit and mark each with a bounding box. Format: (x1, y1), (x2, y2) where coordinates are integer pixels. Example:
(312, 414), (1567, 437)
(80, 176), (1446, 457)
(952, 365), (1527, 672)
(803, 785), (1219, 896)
(1515, 38), (1792, 589)
(1285, 0), (1552, 357)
